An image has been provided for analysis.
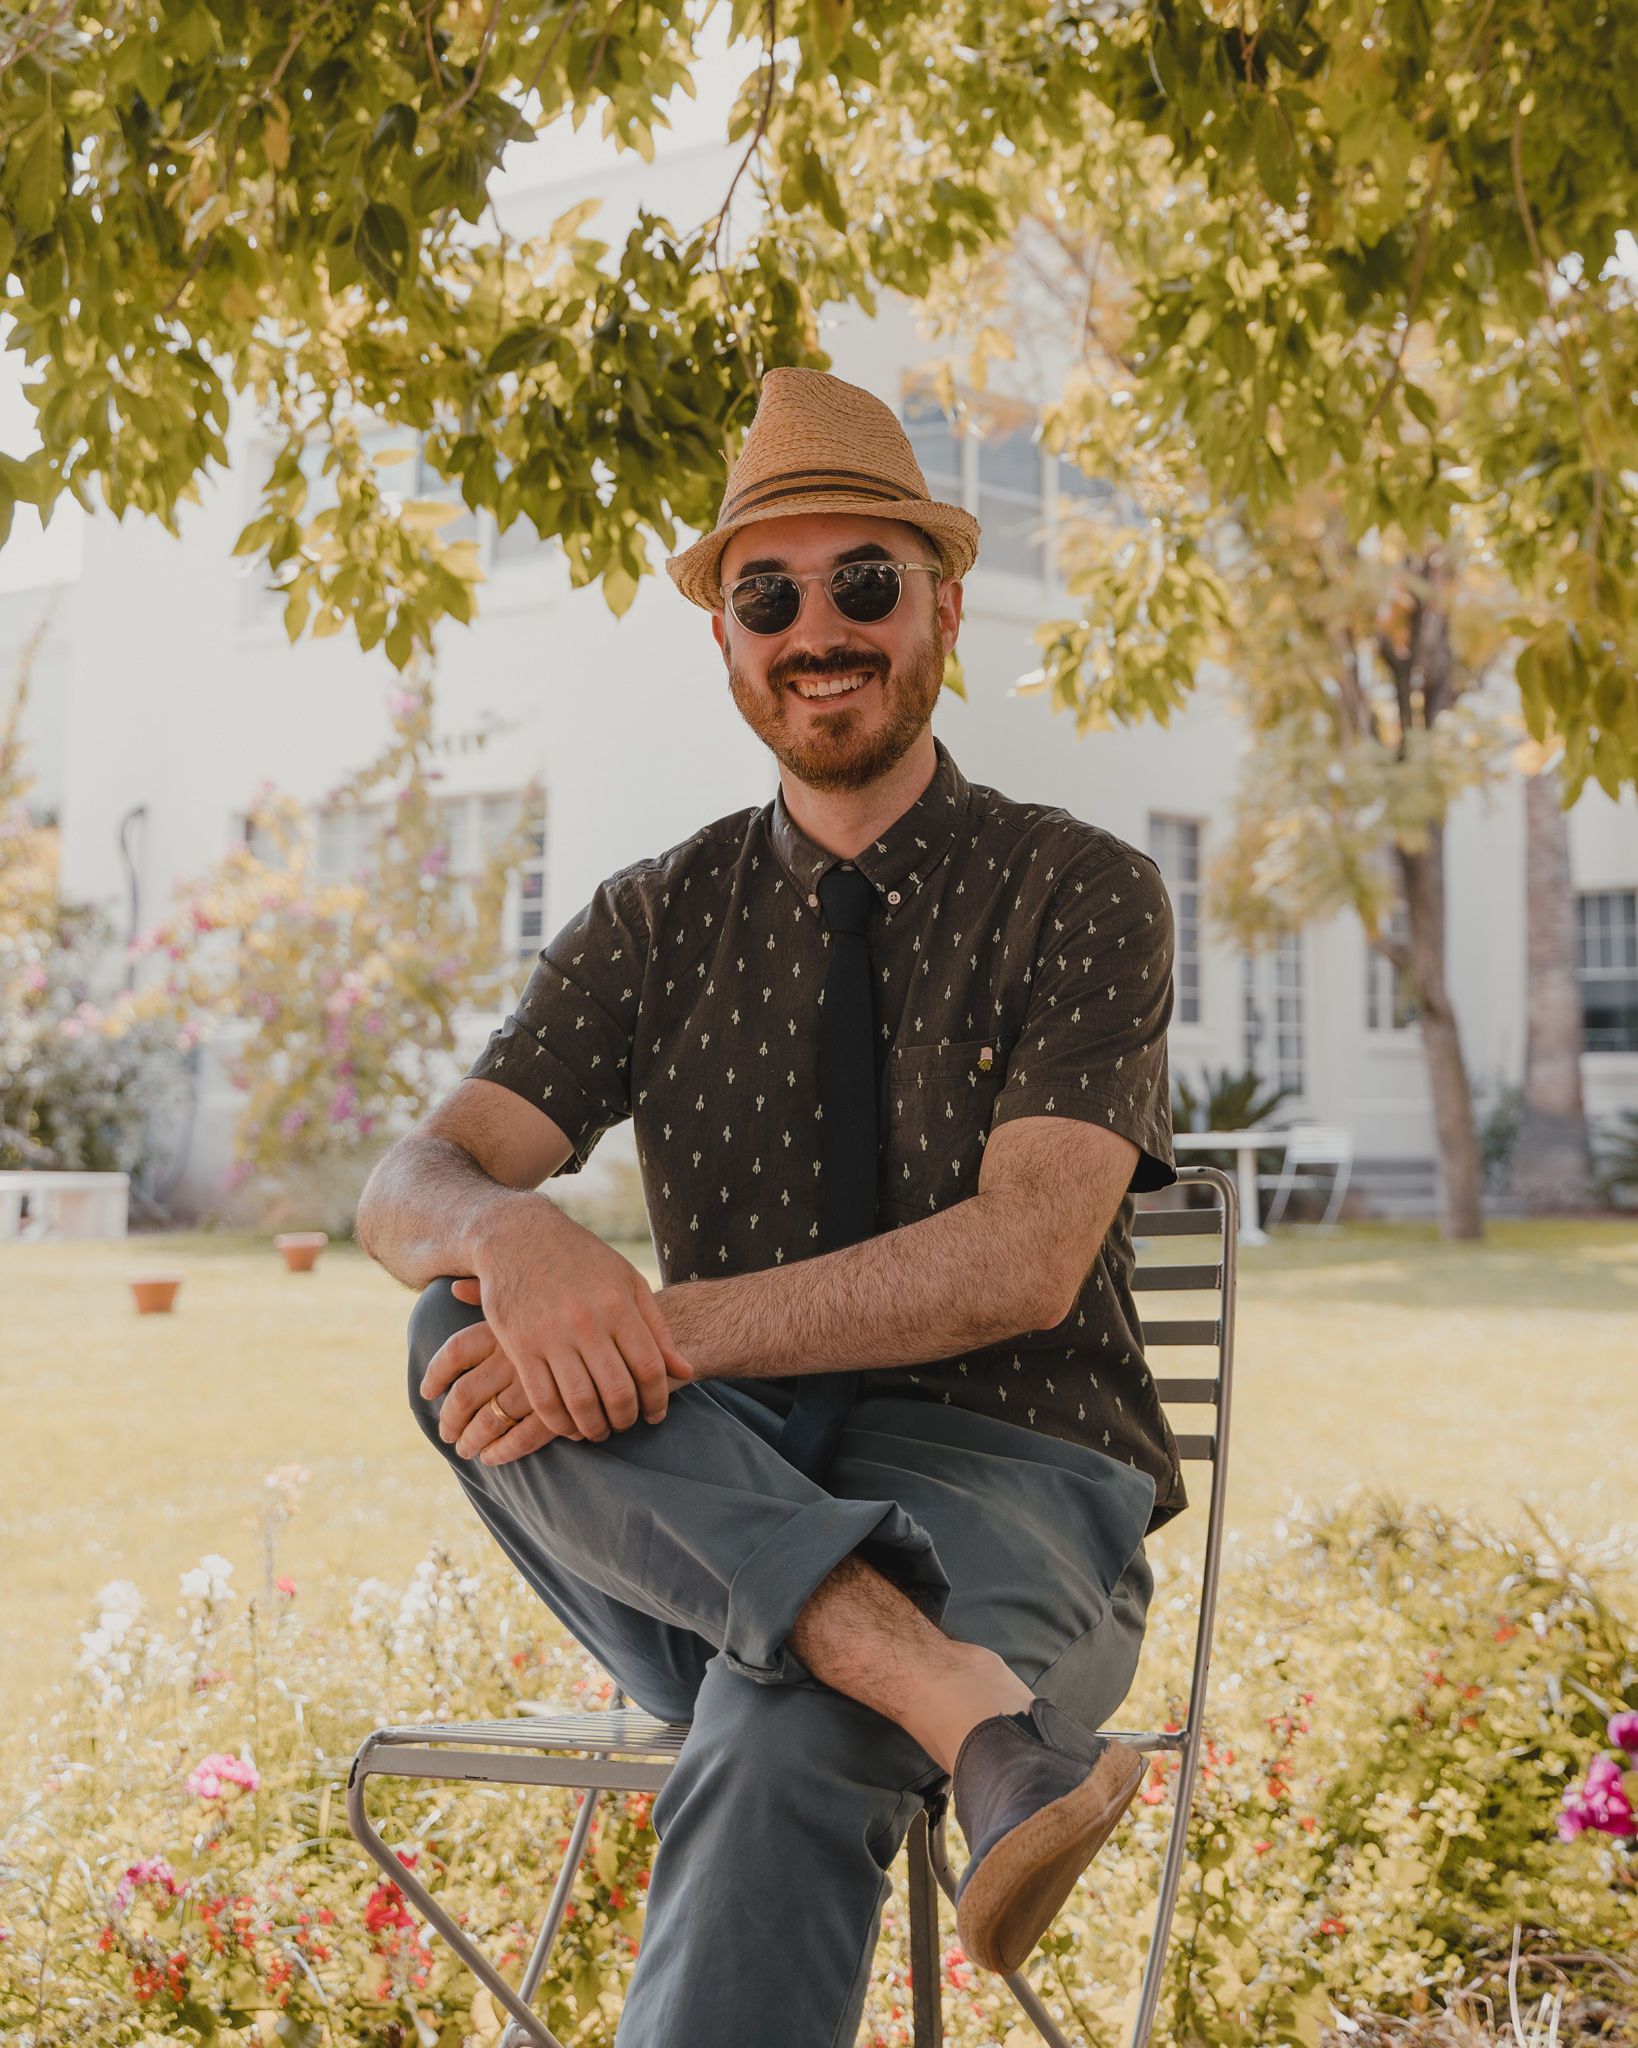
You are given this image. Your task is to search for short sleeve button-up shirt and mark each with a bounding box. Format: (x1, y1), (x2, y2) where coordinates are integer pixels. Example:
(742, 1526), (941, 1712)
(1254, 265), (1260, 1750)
(466, 734), (1188, 1533)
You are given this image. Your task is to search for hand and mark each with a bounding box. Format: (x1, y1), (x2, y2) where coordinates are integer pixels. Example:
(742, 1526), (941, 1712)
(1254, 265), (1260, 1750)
(428, 1289), (570, 1465)
(420, 1209), (696, 1445)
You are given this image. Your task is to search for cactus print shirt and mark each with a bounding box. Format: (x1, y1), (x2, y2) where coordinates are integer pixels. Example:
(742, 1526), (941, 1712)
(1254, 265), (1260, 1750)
(467, 734), (1187, 1532)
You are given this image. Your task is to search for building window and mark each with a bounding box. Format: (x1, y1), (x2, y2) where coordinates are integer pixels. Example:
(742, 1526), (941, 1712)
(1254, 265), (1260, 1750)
(1240, 937), (1305, 1097)
(244, 789), (546, 967)
(901, 389), (964, 501)
(1364, 904), (1418, 1032)
(1577, 889), (1638, 1051)
(1148, 814), (1201, 1025)
(975, 421), (1045, 579)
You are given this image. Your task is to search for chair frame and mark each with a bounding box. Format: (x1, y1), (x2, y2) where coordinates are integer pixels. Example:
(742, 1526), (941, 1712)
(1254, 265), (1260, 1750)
(1258, 1122), (1353, 1231)
(347, 1165), (1238, 2048)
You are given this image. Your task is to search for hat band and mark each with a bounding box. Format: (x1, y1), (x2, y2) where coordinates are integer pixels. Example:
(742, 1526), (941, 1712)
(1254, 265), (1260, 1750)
(719, 465), (917, 525)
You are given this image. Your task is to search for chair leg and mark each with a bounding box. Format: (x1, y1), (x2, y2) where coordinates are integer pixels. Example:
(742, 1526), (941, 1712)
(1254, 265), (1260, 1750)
(346, 1741), (563, 2048)
(1318, 1161), (1350, 1231)
(1260, 1170), (1294, 1229)
(925, 1808), (1077, 2048)
(907, 1805), (943, 2048)
(498, 1786), (605, 2048)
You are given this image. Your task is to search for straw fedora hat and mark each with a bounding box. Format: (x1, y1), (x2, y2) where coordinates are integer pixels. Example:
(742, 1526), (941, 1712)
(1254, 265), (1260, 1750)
(665, 366), (981, 611)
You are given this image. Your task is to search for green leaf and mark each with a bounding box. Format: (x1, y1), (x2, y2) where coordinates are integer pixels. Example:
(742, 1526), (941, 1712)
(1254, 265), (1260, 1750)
(355, 203), (410, 301)
(1252, 99), (1299, 211)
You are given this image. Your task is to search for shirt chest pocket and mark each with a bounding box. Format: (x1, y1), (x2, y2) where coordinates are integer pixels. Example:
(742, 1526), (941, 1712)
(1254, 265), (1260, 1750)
(878, 1038), (1008, 1225)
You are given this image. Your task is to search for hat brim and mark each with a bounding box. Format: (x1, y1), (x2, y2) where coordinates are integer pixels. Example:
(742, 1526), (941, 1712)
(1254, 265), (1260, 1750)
(665, 494), (981, 611)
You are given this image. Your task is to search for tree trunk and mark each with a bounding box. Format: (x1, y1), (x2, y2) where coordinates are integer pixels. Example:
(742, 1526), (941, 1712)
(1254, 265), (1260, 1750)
(1397, 830), (1485, 1239)
(1510, 767), (1598, 1210)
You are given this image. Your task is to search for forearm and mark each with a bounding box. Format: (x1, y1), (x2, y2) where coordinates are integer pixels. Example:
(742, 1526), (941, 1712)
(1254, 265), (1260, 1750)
(355, 1135), (570, 1291)
(653, 1192), (1059, 1381)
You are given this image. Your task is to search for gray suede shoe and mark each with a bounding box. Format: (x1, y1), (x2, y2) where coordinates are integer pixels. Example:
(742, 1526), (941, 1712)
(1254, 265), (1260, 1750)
(951, 1697), (1145, 1975)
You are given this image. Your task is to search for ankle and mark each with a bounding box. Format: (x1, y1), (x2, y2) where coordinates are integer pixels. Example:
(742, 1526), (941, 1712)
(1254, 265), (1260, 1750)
(904, 1647), (1035, 1776)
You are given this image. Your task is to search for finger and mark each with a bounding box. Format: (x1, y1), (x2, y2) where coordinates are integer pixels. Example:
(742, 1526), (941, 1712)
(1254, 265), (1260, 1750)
(582, 1337), (647, 1434)
(517, 1357), (598, 1443)
(438, 1357), (513, 1447)
(455, 1379), (531, 1462)
(637, 1293), (696, 1383)
(421, 1317), (499, 1401)
(481, 1413), (555, 1466)
(552, 1351), (622, 1449)
(450, 1277), (482, 1307)
(609, 1311), (673, 1426)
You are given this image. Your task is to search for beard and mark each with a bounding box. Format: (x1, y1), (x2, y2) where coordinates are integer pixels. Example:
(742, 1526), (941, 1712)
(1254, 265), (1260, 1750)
(726, 615), (947, 795)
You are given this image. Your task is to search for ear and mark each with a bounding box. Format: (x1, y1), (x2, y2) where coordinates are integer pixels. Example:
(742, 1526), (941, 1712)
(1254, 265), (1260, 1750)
(711, 611), (729, 665)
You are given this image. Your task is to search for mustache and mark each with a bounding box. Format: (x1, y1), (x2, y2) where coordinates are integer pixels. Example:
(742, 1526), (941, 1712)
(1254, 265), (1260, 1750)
(773, 651), (889, 686)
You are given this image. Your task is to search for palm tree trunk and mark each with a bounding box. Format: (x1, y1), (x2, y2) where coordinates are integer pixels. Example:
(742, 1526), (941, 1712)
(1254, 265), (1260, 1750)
(1397, 832), (1484, 1239)
(1510, 766), (1598, 1210)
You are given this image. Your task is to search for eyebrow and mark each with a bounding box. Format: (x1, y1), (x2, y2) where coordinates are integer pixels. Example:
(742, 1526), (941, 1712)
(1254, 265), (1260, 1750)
(730, 542), (897, 578)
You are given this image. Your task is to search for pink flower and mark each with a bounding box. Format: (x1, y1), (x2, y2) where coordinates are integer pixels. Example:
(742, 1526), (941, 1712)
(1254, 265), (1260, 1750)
(279, 1107), (307, 1137)
(185, 1751), (260, 1800)
(1608, 1711), (1638, 1756)
(420, 843), (449, 876)
(23, 964), (46, 991)
(363, 1011), (386, 1036)
(275, 1576), (296, 1598)
(1557, 1754), (1636, 1841)
(113, 1857), (183, 1912)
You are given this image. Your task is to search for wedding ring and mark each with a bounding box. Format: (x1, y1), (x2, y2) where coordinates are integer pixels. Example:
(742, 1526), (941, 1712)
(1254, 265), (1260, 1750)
(488, 1393), (519, 1429)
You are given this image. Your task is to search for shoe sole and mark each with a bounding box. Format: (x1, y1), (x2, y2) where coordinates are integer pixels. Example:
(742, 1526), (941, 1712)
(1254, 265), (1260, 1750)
(955, 1740), (1146, 1975)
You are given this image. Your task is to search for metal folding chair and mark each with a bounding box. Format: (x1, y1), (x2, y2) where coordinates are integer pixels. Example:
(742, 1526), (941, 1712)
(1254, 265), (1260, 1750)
(1259, 1122), (1353, 1230)
(347, 1165), (1238, 2048)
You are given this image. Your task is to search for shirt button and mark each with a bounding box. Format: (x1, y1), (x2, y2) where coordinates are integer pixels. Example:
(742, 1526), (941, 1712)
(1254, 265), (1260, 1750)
(887, 890), (901, 905)
(807, 892), (818, 908)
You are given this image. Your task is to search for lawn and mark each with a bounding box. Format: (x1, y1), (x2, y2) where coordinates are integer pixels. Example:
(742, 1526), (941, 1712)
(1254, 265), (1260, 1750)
(6, 1217), (1635, 1744)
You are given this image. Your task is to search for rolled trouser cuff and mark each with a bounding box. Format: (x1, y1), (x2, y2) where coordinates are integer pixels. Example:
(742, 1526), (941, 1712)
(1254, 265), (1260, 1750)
(722, 1495), (951, 1685)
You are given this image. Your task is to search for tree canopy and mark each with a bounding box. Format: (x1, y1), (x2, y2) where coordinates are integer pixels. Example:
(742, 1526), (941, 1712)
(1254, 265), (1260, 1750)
(1, 1), (1633, 788)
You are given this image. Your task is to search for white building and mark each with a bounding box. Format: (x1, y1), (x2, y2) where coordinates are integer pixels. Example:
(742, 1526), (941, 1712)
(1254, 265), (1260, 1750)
(7, 131), (1636, 1222)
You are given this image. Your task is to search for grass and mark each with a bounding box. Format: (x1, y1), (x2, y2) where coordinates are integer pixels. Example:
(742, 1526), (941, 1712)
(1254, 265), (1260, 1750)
(6, 1217), (1635, 1738)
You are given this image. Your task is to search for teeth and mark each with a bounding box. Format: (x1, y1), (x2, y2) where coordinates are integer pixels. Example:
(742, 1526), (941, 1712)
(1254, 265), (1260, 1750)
(794, 673), (873, 699)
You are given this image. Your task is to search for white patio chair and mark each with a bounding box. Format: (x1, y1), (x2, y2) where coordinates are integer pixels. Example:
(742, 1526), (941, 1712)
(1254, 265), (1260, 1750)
(346, 1165), (1239, 2048)
(1257, 1122), (1353, 1231)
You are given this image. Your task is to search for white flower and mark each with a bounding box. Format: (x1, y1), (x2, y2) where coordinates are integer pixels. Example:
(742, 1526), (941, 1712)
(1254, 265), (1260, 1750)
(179, 1554), (236, 1604)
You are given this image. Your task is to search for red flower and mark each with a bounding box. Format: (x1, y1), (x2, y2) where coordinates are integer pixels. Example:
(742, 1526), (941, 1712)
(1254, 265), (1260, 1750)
(364, 1882), (415, 1936)
(1319, 1916), (1346, 1936)
(609, 1888), (627, 1911)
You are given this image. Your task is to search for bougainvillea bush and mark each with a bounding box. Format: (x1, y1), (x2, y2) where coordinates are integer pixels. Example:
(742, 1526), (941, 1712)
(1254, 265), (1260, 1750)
(1, 1492), (1631, 2048)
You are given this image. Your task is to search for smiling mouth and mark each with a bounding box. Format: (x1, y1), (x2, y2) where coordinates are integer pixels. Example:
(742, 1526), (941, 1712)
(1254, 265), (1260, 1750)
(789, 671), (879, 702)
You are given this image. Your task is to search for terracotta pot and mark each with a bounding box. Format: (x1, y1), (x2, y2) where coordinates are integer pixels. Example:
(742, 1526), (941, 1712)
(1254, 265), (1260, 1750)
(274, 1231), (329, 1273)
(131, 1275), (183, 1315)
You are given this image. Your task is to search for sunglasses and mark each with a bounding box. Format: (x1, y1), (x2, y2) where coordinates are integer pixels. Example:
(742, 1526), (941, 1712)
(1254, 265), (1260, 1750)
(722, 560), (942, 636)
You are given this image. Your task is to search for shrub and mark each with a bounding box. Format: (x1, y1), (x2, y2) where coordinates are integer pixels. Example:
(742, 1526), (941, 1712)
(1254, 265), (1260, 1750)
(1, 1495), (1631, 2047)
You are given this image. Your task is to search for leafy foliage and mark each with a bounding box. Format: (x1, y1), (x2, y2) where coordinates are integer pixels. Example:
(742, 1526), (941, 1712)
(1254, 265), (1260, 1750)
(3, 1492), (1632, 2046)
(0, 634), (189, 1178)
(123, 664), (537, 1222)
(0, 2), (1631, 787)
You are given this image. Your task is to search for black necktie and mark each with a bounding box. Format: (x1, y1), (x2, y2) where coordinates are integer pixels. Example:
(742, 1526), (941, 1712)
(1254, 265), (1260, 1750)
(778, 863), (878, 1480)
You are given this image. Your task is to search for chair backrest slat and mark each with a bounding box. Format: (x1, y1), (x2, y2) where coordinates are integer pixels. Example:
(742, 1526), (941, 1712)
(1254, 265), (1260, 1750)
(1152, 1376), (1219, 1403)
(1132, 1209), (1222, 1237)
(1141, 1317), (1221, 1346)
(1172, 1431), (1217, 1461)
(1133, 1263), (1222, 1292)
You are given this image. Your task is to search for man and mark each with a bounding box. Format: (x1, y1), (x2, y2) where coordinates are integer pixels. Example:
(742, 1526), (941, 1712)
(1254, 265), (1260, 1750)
(356, 366), (1188, 2047)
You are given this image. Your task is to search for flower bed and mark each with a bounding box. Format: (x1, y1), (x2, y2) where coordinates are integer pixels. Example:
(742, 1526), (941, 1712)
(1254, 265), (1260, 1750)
(1, 1495), (1632, 2047)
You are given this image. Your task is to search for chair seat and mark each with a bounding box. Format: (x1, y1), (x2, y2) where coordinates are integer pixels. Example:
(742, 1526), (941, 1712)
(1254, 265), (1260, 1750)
(361, 1706), (691, 1760)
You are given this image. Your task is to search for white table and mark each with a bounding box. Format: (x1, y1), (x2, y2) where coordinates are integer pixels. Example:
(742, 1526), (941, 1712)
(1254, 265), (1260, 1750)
(0, 1170), (130, 1242)
(1172, 1130), (1288, 1247)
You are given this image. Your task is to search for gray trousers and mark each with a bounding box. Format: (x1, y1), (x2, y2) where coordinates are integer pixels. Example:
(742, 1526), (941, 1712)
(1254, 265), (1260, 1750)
(407, 1279), (1158, 2048)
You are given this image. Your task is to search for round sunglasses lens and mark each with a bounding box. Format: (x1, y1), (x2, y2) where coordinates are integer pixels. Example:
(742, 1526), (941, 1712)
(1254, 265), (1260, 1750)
(731, 575), (801, 634)
(831, 563), (901, 622)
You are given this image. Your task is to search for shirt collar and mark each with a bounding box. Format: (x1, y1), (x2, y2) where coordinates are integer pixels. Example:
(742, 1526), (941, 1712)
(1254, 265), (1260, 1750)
(769, 734), (971, 908)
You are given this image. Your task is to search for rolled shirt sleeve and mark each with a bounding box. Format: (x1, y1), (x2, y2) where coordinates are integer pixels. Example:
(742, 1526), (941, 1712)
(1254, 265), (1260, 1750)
(464, 871), (647, 1177)
(987, 844), (1177, 1193)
